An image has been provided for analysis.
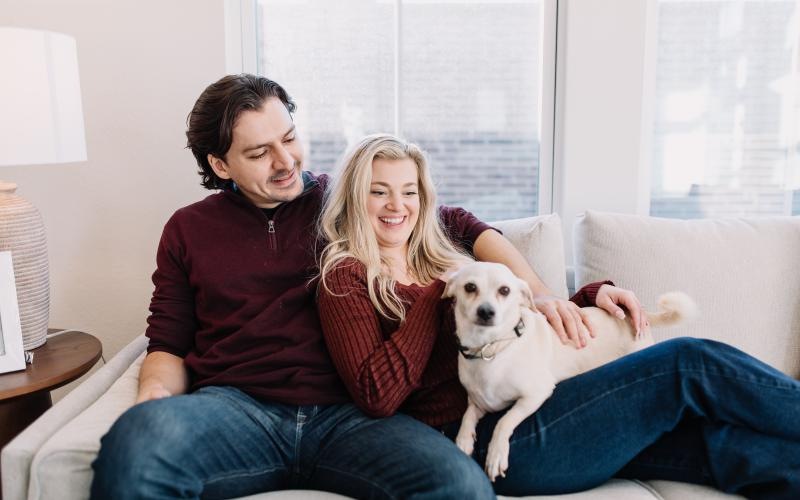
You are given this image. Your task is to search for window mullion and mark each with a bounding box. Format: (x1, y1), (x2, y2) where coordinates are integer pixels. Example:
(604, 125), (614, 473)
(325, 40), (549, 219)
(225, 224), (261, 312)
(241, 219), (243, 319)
(541, 0), (560, 216)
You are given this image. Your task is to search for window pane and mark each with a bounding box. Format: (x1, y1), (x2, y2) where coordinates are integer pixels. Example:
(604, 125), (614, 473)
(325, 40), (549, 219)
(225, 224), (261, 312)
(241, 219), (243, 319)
(257, 0), (395, 173)
(257, 0), (545, 220)
(400, 0), (542, 220)
(650, 0), (800, 218)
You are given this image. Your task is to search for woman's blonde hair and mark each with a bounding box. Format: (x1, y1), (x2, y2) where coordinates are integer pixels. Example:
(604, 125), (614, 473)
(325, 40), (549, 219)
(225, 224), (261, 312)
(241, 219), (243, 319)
(319, 133), (472, 321)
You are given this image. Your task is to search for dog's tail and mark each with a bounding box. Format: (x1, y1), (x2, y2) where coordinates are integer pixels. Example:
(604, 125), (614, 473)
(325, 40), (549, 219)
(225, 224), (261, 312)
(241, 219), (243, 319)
(646, 292), (698, 327)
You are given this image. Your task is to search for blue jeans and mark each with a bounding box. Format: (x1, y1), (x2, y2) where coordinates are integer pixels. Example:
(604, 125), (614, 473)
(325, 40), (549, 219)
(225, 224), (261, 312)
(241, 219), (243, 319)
(90, 387), (494, 499)
(441, 337), (800, 499)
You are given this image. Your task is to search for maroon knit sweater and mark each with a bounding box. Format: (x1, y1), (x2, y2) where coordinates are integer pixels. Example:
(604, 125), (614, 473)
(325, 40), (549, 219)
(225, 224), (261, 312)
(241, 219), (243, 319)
(145, 172), (347, 404)
(318, 261), (608, 427)
(145, 171), (492, 406)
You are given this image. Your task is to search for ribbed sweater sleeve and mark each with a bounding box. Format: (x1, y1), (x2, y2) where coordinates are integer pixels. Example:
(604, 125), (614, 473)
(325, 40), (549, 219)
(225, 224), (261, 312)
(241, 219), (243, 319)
(569, 280), (615, 308)
(318, 261), (446, 418)
(438, 206), (496, 254)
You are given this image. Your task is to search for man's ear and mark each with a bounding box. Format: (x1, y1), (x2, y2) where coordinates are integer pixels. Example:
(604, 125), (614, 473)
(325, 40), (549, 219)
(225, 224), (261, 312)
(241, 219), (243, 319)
(208, 154), (232, 180)
(518, 278), (536, 311)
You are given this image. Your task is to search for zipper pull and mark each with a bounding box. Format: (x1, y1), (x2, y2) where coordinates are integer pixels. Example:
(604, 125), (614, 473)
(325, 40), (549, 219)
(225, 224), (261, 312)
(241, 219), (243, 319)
(268, 220), (275, 233)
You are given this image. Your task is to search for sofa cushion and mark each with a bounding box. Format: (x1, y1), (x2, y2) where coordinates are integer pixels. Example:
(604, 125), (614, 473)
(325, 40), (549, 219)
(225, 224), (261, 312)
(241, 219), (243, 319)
(493, 214), (569, 299)
(573, 210), (800, 377)
(226, 478), (669, 499)
(646, 480), (745, 500)
(28, 352), (145, 500)
(500, 479), (661, 499)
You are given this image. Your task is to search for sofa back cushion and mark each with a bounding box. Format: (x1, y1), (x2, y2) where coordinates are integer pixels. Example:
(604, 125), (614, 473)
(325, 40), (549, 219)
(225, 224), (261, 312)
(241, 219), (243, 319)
(573, 210), (800, 377)
(492, 214), (569, 299)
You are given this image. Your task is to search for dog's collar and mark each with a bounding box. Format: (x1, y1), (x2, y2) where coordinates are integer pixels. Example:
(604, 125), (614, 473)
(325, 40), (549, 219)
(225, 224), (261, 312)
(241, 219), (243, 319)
(458, 318), (525, 361)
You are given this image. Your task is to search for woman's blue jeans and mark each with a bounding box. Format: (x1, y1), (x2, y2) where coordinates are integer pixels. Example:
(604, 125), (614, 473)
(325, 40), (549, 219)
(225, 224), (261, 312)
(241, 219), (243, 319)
(91, 388), (493, 499)
(440, 337), (800, 499)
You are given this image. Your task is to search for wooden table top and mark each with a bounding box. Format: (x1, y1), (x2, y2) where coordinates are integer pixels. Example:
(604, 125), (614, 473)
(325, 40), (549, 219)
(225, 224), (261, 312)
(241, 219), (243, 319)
(0, 329), (102, 401)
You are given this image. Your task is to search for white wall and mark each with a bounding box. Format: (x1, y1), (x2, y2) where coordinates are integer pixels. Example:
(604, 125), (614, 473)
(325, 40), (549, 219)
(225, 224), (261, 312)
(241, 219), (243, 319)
(556, 0), (652, 262)
(0, 1), (226, 390)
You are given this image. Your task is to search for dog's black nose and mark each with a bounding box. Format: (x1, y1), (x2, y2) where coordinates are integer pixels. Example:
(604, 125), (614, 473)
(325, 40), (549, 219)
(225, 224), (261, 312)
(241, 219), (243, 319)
(476, 304), (495, 321)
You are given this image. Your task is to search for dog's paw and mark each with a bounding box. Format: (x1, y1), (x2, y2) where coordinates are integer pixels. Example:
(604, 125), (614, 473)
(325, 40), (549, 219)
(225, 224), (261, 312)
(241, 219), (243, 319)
(455, 430), (475, 456)
(484, 438), (510, 482)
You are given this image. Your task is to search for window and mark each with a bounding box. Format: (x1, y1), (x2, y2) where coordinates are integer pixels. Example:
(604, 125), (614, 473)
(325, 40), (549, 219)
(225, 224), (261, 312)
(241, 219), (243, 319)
(649, 0), (800, 218)
(255, 0), (552, 221)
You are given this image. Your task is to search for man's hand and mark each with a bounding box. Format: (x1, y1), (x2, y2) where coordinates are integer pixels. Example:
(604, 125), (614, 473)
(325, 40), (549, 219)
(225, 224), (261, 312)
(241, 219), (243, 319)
(532, 295), (595, 348)
(134, 351), (188, 404)
(136, 382), (173, 404)
(595, 284), (649, 337)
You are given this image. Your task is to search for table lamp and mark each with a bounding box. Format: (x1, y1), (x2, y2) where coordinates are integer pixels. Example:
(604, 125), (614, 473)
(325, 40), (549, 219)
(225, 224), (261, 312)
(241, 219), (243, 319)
(0, 27), (87, 350)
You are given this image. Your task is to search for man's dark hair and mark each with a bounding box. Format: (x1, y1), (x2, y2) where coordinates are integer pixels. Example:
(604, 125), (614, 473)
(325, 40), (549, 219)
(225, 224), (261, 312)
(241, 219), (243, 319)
(186, 74), (296, 190)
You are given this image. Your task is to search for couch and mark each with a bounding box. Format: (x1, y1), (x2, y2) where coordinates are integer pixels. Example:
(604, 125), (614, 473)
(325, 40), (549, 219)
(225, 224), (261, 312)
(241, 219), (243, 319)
(4, 210), (799, 500)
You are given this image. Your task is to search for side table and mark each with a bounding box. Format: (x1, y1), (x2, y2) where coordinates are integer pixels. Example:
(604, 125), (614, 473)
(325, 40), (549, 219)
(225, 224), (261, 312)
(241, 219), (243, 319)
(0, 329), (102, 451)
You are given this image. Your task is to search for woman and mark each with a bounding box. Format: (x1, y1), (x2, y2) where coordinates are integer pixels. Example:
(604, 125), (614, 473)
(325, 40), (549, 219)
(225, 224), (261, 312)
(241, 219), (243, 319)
(317, 134), (800, 498)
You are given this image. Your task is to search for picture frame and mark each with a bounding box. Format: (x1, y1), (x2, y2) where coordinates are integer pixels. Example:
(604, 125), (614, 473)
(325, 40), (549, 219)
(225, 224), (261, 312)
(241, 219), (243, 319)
(0, 250), (26, 374)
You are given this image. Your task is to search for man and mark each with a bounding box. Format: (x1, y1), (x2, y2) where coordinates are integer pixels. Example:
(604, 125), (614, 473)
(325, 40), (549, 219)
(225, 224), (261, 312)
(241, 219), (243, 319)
(91, 74), (642, 499)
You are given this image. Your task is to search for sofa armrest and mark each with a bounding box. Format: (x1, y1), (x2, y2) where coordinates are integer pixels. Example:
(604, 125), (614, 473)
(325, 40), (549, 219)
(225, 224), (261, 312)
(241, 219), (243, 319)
(2, 334), (147, 500)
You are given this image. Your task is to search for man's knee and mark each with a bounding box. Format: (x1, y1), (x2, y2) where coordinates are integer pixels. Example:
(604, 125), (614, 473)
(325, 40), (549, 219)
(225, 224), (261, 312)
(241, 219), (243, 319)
(91, 400), (194, 498)
(100, 399), (193, 457)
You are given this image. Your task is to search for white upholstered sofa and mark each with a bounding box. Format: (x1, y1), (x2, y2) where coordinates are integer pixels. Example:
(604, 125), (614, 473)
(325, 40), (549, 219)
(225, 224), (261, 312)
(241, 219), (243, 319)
(4, 210), (799, 500)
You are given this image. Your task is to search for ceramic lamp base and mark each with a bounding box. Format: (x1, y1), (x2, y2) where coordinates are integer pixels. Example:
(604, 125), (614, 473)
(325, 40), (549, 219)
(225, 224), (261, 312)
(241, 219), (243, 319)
(0, 182), (49, 350)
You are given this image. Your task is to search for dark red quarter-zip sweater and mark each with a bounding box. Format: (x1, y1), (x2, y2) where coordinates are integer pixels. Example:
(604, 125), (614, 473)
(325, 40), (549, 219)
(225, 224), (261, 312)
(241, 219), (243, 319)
(146, 172), (351, 404)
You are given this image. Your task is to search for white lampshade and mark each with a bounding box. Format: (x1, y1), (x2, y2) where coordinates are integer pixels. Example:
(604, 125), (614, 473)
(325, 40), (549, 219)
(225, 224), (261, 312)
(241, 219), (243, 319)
(0, 27), (87, 166)
(0, 27), (87, 351)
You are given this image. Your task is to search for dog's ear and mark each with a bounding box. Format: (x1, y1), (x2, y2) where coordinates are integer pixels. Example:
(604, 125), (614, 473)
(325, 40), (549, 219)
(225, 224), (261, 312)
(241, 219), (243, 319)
(517, 278), (537, 311)
(442, 276), (458, 299)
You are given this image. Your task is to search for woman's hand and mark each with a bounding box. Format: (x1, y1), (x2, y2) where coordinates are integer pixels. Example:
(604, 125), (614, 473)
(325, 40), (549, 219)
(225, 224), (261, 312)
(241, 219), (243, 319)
(595, 284), (649, 337)
(532, 295), (595, 348)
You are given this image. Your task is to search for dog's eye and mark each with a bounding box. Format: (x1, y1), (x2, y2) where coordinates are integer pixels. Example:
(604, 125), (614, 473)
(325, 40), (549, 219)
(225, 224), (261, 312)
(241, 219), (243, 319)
(498, 286), (510, 296)
(464, 282), (477, 293)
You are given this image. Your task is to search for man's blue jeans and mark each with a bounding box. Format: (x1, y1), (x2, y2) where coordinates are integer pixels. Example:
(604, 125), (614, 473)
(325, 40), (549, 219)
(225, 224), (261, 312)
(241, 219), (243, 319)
(91, 388), (493, 499)
(440, 337), (800, 499)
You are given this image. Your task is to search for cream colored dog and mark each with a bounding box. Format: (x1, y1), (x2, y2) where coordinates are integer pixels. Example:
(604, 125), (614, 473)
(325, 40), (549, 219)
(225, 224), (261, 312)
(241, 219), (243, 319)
(443, 261), (696, 482)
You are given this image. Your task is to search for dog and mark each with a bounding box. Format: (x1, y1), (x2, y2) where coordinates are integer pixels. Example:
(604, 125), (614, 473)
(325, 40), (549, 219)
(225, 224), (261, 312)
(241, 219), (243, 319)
(442, 261), (696, 482)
